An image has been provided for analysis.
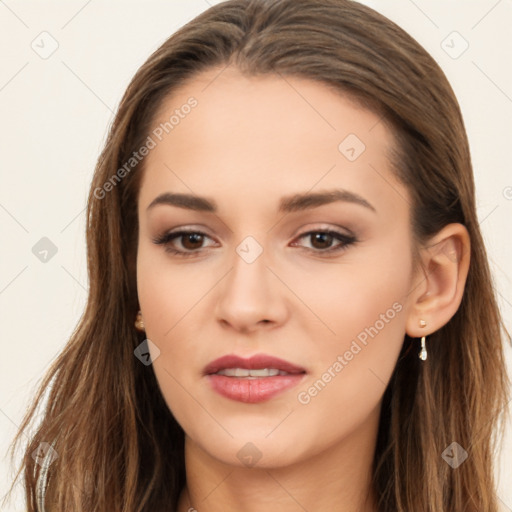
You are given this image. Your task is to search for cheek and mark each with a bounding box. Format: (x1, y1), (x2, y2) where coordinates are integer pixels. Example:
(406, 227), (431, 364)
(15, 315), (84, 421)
(136, 244), (210, 341)
(136, 247), (206, 433)
(135, 245), (217, 415)
(279, 242), (411, 345)
(290, 250), (411, 414)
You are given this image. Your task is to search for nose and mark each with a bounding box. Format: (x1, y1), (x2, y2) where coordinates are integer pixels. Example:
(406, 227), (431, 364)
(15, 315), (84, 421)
(214, 246), (289, 333)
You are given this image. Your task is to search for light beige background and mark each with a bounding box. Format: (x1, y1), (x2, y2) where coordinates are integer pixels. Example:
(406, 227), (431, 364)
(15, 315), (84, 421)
(0, 1), (511, 510)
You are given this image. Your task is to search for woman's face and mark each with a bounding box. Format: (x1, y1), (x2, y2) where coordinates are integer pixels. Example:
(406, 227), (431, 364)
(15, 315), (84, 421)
(136, 66), (419, 468)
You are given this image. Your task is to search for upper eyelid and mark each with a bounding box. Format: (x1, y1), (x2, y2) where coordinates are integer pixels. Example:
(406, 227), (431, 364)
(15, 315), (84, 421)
(160, 223), (354, 238)
(156, 226), (355, 247)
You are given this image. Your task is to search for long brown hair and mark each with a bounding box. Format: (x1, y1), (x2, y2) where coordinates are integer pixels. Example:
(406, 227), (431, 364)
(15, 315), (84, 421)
(5, 0), (510, 510)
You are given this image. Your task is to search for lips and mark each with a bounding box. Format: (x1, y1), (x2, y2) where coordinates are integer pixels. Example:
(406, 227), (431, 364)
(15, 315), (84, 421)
(203, 354), (306, 376)
(203, 354), (307, 404)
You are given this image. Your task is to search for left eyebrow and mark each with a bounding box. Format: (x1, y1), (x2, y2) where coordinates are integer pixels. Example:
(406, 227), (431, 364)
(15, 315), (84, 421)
(145, 188), (376, 214)
(278, 189), (376, 213)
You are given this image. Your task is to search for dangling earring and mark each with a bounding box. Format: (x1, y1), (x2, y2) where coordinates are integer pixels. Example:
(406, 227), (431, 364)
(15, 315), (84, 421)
(419, 319), (427, 361)
(135, 310), (145, 332)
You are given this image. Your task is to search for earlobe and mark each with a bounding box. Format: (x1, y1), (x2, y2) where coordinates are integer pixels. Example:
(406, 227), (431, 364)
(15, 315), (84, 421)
(406, 223), (471, 338)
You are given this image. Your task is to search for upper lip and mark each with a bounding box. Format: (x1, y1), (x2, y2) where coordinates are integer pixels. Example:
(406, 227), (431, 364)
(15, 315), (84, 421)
(203, 354), (307, 375)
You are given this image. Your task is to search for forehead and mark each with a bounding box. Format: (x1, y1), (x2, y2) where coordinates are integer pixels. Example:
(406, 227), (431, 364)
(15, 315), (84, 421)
(139, 66), (408, 218)
(150, 65), (393, 149)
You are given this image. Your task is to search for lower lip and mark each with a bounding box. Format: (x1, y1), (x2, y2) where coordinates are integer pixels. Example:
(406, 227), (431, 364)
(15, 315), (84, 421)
(206, 374), (306, 403)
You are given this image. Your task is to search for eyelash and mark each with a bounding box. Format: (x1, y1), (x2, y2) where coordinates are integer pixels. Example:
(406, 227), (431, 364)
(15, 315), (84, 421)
(152, 228), (357, 258)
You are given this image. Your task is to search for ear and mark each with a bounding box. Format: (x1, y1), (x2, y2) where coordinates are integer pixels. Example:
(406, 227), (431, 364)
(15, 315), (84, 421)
(405, 223), (471, 338)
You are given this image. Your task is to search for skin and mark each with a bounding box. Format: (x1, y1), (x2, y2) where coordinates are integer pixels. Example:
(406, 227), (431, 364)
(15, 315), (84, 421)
(135, 66), (470, 512)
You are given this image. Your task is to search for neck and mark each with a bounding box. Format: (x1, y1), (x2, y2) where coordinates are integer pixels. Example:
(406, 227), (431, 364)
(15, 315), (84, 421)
(176, 406), (380, 512)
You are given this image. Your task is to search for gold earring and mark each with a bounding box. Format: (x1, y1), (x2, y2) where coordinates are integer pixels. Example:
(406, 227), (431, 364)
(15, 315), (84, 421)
(135, 310), (145, 332)
(419, 319), (427, 360)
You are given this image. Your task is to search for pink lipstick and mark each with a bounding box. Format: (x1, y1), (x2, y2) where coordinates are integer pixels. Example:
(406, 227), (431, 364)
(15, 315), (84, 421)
(203, 354), (307, 403)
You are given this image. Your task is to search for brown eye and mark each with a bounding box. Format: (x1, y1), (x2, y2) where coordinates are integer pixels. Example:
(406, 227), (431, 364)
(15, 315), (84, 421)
(309, 232), (335, 250)
(181, 233), (205, 250)
(291, 230), (357, 255)
(152, 230), (216, 257)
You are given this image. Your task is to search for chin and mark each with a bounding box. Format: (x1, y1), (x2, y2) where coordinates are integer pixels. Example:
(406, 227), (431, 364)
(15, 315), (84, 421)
(185, 418), (323, 470)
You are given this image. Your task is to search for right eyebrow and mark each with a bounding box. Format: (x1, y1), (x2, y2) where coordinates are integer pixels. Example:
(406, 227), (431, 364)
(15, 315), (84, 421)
(146, 192), (217, 212)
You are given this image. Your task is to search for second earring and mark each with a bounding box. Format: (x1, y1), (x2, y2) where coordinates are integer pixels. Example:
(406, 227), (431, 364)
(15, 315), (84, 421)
(135, 311), (145, 331)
